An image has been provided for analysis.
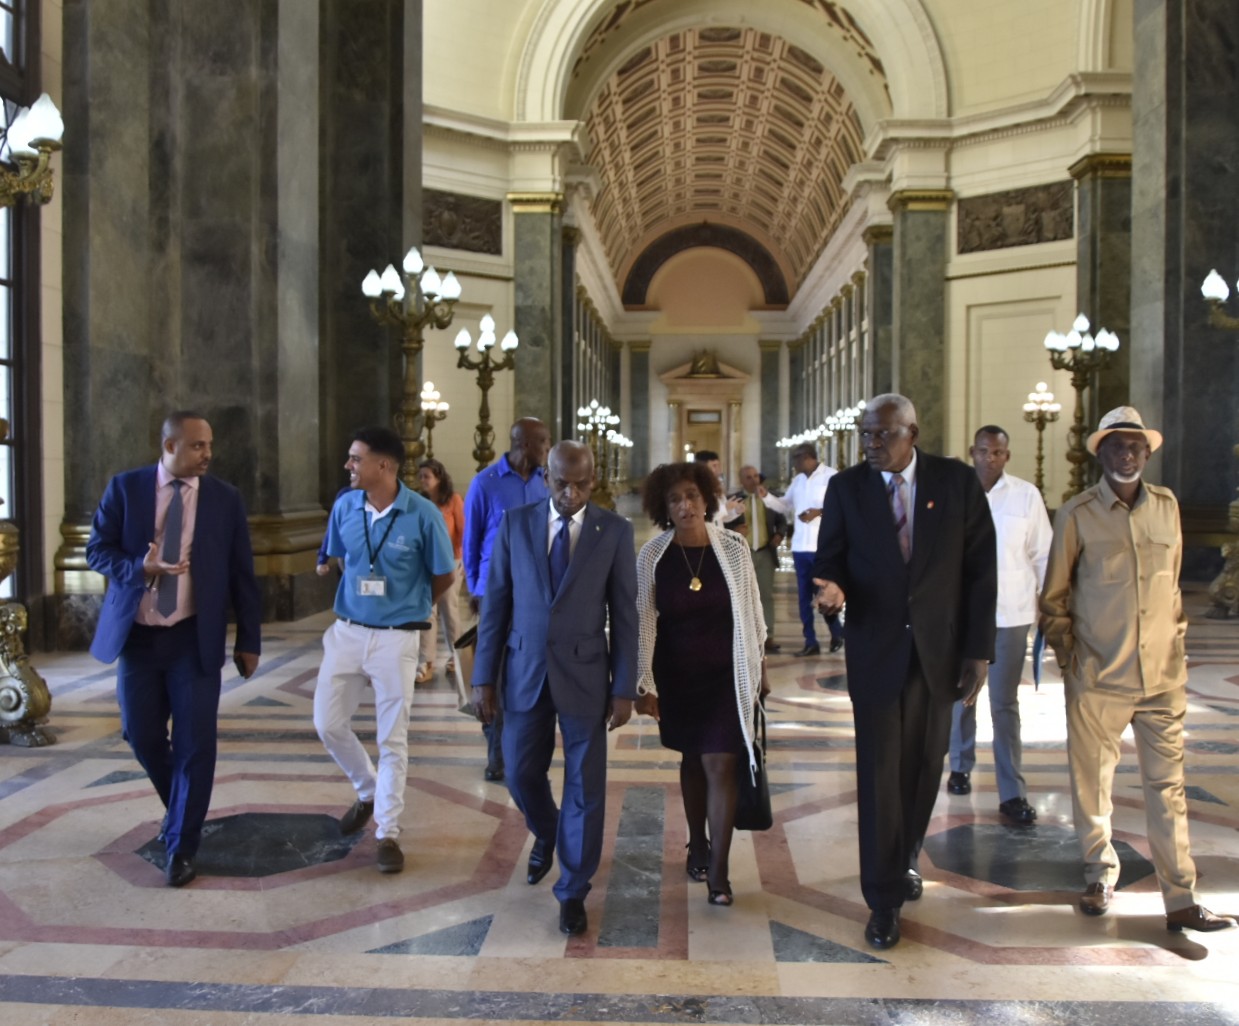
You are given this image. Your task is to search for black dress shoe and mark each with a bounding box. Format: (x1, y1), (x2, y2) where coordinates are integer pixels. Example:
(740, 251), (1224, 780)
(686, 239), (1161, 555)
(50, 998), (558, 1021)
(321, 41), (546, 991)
(764, 640), (782, 654)
(559, 898), (587, 936)
(904, 868), (923, 901)
(829, 636), (844, 653)
(864, 908), (900, 950)
(484, 765), (505, 782)
(165, 853), (196, 888)
(527, 838), (554, 885)
(999, 796), (1037, 825)
(792, 644), (821, 658)
(946, 771), (971, 795)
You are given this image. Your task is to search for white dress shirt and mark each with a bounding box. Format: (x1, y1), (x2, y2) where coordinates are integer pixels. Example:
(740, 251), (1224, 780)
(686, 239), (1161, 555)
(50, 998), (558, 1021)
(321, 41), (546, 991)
(985, 472), (1052, 627)
(546, 501), (584, 558)
(880, 448), (918, 544)
(764, 461), (836, 552)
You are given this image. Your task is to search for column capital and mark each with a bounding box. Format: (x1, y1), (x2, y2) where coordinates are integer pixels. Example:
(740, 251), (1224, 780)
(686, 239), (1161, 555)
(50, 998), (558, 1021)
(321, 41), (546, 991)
(508, 191), (564, 214)
(758, 340), (782, 352)
(562, 224), (582, 245)
(629, 339), (651, 353)
(863, 224), (894, 246)
(887, 189), (954, 213)
(1068, 153), (1132, 181)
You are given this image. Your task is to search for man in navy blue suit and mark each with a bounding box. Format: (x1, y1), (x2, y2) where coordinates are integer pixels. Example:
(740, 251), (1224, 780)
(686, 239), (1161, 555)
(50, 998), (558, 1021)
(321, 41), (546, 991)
(472, 440), (638, 936)
(814, 394), (996, 950)
(87, 411), (262, 888)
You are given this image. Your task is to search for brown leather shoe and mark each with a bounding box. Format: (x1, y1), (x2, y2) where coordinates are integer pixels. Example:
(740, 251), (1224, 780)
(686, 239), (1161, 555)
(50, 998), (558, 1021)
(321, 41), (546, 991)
(1078, 882), (1113, 916)
(1166, 904), (1238, 932)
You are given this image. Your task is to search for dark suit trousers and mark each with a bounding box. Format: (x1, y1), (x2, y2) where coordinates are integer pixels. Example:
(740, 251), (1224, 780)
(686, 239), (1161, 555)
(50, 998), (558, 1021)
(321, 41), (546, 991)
(852, 658), (953, 909)
(502, 681), (608, 903)
(117, 618), (222, 859)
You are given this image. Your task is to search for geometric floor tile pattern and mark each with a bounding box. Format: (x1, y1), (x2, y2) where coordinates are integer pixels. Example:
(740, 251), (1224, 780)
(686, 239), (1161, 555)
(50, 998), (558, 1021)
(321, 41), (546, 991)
(1, 577), (1238, 1024)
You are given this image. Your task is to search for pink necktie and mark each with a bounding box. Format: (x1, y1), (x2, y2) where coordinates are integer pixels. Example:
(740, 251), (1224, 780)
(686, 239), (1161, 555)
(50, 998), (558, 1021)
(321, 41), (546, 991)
(889, 473), (911, 562)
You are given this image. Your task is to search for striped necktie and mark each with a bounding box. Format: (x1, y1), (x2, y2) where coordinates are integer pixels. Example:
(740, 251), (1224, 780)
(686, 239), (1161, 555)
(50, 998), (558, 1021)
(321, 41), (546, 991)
(888, 473), (911, 563)
(157, 480), (184, 615)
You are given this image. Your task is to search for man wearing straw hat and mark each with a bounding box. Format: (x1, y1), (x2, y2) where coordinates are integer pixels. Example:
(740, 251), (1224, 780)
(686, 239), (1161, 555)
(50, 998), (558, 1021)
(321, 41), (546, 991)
(1040, 407), (1235, 933)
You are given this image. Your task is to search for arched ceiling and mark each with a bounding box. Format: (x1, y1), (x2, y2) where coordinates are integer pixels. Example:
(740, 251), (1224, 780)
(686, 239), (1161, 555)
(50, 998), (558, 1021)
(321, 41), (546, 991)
(575, 8), (888, 300)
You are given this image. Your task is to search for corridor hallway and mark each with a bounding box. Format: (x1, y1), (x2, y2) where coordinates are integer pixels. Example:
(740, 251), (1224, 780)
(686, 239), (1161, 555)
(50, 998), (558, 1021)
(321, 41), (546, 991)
(1, 574), (1236, 1024)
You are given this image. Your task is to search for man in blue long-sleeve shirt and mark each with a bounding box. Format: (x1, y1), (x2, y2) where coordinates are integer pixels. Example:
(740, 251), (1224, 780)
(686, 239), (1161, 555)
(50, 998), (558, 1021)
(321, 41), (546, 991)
(462, 417), (551, 779)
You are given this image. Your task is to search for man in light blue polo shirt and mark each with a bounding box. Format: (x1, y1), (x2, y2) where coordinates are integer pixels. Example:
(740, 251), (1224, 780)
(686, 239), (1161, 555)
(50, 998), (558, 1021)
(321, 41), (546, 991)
(462, 417), (551, 780)
(314, 426), (457, 874)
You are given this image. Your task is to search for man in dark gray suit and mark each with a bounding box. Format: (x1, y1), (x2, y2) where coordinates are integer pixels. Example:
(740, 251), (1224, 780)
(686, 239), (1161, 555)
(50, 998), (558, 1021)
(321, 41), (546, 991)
(472, 440), (638, 937)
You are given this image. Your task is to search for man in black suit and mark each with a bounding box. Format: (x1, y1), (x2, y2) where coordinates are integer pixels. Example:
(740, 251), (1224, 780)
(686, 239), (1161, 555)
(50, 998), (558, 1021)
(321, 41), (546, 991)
(813, 394), (996, 950)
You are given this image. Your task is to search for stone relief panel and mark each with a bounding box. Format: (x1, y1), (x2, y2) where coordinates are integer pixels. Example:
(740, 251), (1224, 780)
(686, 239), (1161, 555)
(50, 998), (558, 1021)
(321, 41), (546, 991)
(957, 182), (1074, 254)
(423, 189), (502, 255)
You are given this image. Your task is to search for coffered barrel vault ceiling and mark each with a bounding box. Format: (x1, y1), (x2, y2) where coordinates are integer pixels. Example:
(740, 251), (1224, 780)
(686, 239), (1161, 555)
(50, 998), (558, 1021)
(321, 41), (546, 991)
(580, 20), (882, 301)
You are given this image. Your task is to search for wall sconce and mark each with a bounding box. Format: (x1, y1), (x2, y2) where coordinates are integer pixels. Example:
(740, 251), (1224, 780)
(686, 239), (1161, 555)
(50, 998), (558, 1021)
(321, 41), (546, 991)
(361, 246), (462, 486)
(1201, 270), (1239, 331)
(0, 94), (64, 207)
(454, 315), (518, 471)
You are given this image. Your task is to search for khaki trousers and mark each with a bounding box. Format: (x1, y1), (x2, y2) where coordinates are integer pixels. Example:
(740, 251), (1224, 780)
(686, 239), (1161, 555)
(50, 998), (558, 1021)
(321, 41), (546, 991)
(1065, 683), (1197, 912)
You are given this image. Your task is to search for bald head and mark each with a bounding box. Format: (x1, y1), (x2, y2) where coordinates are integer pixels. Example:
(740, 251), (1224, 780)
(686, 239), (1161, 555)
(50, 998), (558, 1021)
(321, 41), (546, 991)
(548, 440), (595, 517)
(739, 465), (763, 493)
(508, 417), (550, 477)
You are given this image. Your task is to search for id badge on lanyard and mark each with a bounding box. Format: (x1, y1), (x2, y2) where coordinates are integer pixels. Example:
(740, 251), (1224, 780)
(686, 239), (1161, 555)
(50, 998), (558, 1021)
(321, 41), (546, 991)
(359, 505), (399, 598)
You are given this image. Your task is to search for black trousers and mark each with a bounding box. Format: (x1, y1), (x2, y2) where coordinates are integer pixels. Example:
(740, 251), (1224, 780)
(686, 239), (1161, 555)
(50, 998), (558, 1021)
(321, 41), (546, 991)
(851, 659), (953, 910)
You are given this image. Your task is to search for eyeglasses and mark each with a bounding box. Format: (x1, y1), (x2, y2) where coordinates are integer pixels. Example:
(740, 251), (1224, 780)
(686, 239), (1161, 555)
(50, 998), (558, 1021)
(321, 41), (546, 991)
(859, 428), (907, 443)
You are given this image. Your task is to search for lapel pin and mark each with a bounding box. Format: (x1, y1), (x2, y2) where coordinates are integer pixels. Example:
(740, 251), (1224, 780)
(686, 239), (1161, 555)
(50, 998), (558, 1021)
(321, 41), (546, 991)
(927, 500), (935, 509)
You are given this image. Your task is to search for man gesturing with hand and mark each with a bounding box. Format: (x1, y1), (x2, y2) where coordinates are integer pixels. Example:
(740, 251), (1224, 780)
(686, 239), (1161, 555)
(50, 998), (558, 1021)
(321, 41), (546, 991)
(813, 394), (996, 950)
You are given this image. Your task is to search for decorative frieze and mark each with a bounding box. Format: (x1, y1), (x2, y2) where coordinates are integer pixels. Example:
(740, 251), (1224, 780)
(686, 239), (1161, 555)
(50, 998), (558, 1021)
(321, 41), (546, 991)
(423, 188), (502, 255)
(957, 182), (1074, 254)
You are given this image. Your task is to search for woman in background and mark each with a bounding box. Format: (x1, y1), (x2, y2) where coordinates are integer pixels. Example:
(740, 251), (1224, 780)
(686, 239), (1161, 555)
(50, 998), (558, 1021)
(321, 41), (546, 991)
(416, 458), (465, 684)
(635, 461), (768, 905)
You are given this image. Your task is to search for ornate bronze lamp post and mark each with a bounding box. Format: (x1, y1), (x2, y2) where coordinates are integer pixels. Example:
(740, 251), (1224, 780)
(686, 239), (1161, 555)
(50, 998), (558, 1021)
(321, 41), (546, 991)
(361, 247), (462, 487)
(419, 381), (449, 459)
(1022, 382), (1061, 499)
(1044, 314), (1120, 503)
(577, 400), (621, 509)
(454, 315), (518, 472)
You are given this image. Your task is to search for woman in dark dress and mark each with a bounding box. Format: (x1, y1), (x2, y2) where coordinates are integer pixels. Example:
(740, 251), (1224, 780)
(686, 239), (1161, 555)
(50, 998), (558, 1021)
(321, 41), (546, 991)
(635, 462), (769, 905)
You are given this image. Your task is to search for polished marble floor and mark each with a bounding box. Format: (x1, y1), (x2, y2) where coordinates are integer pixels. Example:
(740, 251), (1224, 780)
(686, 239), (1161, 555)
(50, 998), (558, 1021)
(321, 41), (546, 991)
(2, 573), (1238, 1025)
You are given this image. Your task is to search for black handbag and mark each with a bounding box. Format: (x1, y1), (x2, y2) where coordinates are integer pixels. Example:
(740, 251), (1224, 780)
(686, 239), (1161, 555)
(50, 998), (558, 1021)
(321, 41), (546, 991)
(735, 702), (772, 831)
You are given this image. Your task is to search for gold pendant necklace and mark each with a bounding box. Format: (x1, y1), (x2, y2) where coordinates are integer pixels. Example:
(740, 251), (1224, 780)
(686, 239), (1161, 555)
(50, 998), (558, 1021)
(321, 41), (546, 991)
(677, 541), (708, 592)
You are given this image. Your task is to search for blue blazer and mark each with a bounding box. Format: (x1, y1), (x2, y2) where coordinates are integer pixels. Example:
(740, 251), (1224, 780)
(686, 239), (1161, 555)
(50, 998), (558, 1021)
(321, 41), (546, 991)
(472, 500), (638, 717)
(86, 466), (263, 672)
(812, 449), (996, 706)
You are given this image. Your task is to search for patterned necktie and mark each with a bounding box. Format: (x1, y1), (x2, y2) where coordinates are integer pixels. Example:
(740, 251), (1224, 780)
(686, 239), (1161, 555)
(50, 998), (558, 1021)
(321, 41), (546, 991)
(157, 480), (184, 616)
(549, 513), (573, 593)
(888, 473), (911, 563)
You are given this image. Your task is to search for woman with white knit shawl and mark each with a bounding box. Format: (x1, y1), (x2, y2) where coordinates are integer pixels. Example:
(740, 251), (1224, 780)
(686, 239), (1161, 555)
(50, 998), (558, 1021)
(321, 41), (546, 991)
(635, 462), (769, 906)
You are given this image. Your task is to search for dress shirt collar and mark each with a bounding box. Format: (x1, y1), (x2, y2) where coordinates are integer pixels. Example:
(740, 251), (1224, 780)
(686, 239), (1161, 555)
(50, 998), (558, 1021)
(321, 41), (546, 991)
(547, 499), (586, 529)
(156, 461), (200, 492)
(880, 447), (917, 490)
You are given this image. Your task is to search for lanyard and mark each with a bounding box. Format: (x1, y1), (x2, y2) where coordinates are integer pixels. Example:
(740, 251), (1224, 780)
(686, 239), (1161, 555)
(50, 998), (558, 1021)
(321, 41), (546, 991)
(362, 505), (400, 572)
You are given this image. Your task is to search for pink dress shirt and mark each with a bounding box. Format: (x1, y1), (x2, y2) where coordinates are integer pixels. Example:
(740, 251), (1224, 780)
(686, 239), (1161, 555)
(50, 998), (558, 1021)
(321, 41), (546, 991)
(135, 462), (199, 626)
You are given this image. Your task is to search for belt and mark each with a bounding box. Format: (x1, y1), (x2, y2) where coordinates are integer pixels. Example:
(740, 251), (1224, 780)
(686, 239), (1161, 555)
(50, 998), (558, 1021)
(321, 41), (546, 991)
(339, 617), (430, 632)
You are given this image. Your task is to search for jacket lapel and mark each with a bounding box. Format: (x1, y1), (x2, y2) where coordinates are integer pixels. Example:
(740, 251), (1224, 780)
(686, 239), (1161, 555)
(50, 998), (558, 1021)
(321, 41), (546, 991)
(861, 464), (904, 568)
(553, 503), (602, 603)
(527, 502), (554, 601)
(909, 450), (938, 581)
(137, 466), (158, 545)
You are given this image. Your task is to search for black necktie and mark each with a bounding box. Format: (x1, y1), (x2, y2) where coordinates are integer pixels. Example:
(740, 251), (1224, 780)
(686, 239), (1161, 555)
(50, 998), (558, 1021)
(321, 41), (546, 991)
(549, 514), (572, 593)
(157, 480), (184, 616)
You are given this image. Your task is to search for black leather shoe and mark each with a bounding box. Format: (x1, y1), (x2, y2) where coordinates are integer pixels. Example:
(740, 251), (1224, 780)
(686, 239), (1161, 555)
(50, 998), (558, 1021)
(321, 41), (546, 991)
(829, 636), (844, 653)
(764, 640), (782, 654)
(946, 771), (971, 795)
(904, 868), (923, 901)
(792, 644), (821, 658)
(339, 798), (374, 835)
(999, 796), (1037, 825)
(559, 898), (587, 936)
(165, 853), (196, 888)
(527, 838), (554, 885)
(864, 908), (900, 950)
(484, 766), (505, 782)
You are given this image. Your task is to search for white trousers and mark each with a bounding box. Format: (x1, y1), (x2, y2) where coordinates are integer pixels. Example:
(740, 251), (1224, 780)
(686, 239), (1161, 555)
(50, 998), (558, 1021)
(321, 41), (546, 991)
(313, 620), (420, 840)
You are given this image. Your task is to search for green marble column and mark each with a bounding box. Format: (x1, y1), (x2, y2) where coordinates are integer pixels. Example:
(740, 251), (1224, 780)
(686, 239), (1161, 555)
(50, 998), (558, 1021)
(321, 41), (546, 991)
(510, 194), (563, 430)
(1132, 0), (1239, 574)
(889, 193), (951, 452)
(864, 225), (894, 397)
(1072, 154), (1132, 421)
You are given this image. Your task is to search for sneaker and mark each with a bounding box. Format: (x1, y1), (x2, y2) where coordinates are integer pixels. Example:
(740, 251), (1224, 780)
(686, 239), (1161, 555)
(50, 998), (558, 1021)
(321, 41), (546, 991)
(377, 837), (404, 874)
